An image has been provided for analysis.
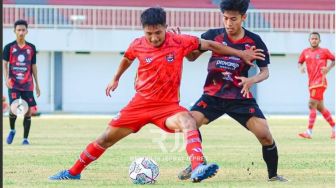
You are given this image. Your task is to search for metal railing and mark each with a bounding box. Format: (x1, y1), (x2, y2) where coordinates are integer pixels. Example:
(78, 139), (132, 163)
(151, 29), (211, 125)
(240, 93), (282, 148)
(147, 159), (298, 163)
(3, 4), (335, 32)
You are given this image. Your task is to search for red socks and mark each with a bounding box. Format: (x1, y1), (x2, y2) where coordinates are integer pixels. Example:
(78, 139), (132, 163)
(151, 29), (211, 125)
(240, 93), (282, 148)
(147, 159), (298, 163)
(321, 109), (335, 127)
(185, 130), (204, 170)
(308, 109), (317, 130)
(69, 141), (106, 176)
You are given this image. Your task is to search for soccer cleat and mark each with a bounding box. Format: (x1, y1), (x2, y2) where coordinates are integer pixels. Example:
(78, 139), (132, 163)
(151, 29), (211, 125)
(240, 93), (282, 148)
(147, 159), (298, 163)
(298, 132), (312, 139)
(331, 131), (335, 139)
(178, 164), (192, 180)
(22, 139), (30, 145)
(268, 175), (288, 182)
(190, 163), (219, 183)
(6, 130), (16, 144)
(49, 170), (81, 180)
(178, 158), (207, 180)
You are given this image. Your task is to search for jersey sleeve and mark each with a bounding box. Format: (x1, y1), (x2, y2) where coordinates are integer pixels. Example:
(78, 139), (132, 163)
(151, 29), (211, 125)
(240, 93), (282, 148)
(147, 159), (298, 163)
(31, 44), (37, 64)
(298, 50), (306, 64)
(325, 49), (335, 61)
(124, 40), (137, 61)
(200, 29), (213, 40)
(254, 36), (270, 67)
(3, 44), (10, 62)
(180, 34), (200, 56)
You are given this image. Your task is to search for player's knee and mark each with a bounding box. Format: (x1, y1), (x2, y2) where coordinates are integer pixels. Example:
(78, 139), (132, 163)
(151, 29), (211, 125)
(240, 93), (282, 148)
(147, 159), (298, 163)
(9, 112), (17, 119)
(259, 134), (273, 145)
(179, 113), (196, 130)
(308, 101), (317, 109)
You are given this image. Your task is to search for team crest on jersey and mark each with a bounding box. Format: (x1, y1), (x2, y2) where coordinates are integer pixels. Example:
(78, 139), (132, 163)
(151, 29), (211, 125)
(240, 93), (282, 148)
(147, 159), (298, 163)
(315, 54), (320, 59)
(145, 57), (153, 63)
(26, 49), (31, 54)
(166, 53), (175, 63)
(18, 54), (25, 62)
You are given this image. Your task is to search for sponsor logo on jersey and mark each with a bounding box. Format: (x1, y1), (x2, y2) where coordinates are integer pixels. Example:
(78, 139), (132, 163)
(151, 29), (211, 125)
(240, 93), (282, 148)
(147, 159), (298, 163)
(221, 71), (233, 81)
(222, 41), (228, 46)
(145, 57), (153, 63)
(315, 54), (320, 59)
(166, 53), (175, 63)
(12, 48), (17, 53)
(216, 60), (239, 70)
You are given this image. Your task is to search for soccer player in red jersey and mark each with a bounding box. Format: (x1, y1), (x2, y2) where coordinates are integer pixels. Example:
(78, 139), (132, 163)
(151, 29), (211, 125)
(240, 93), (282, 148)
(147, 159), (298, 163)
(297, 32), (335, 139)
(3, 20), (41, 145)
(49, 7), (265, 182)
(176, 0), (287, 182)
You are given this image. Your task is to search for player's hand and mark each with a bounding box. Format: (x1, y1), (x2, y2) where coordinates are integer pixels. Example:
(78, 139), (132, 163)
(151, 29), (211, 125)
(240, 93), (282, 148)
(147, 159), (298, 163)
(167, 26), (181, 34)
(35, 86), (41, 97)
(321, 67), (328, 75)
(240, 46), (265, 66)
(235, 76), (253, 98)
(6, 78), (13, 89)
(106, 79), (119, 97)
(299, 66), (306, 74)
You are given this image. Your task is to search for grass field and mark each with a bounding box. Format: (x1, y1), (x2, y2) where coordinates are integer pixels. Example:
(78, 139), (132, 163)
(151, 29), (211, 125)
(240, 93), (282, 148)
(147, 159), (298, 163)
(3, 115), (335, 188)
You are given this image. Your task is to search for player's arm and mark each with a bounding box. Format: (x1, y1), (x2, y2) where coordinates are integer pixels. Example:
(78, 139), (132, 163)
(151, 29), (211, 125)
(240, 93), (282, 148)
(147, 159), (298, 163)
(32, 64), (40, 97)
(321, 50), (335, 75)
(106, 57), (133, 97)
(298, 50), (306, 74)
(199, 39), (265, 66)
(3, 60), (11, 89)
(235, 67), (269, 98)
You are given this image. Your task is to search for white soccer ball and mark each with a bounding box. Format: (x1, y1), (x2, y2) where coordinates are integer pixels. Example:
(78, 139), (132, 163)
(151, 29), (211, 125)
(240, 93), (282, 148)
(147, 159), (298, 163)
(129, 157), (159, 184)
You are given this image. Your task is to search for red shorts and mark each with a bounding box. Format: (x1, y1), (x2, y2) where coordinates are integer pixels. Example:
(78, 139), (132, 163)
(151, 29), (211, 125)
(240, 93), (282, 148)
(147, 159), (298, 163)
(309, 87), (326, 101)
(109, 94), (188, 133)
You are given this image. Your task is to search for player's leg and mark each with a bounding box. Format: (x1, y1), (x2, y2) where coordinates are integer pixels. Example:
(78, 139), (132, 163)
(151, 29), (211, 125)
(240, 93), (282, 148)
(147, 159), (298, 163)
(176, 95), (224, 180)
(6, 89), (20, 144)
(299, 88), (319, 138)
(316, 100), (335, 139)
(49, 96), (148, 180)
(49, 126), (133, 180)
(21, 91), (37, 145)
(227, 99), (287, 182)
(165, 111), (219, 182)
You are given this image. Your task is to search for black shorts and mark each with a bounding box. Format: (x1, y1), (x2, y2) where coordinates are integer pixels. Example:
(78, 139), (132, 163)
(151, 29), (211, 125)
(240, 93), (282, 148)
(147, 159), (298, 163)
(8, 89), (37, 107)
(190, 94), (265, 128)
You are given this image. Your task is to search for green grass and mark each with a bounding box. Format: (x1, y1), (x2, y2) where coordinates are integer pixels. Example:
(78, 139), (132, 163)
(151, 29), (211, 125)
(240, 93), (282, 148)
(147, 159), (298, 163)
(3, 116), (335, 188)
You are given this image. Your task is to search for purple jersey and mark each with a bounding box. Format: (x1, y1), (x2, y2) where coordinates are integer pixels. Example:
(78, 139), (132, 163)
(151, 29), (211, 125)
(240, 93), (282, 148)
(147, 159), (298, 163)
(201, 28), (269, 99)
(3, 41), (37, 91)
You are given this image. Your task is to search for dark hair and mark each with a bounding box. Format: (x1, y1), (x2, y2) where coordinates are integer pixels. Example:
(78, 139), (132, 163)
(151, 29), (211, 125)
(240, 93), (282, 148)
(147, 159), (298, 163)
(14, 19), (28, 29)
(310, 32), (320, 39)
(141, 7), (166, 27)
(220, 0), (250, 14)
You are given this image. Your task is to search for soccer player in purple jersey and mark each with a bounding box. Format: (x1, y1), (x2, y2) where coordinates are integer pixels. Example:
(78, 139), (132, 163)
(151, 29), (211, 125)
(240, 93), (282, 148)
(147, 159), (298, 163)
(3, 19), (40, 145)
(176, 0), (287, 182)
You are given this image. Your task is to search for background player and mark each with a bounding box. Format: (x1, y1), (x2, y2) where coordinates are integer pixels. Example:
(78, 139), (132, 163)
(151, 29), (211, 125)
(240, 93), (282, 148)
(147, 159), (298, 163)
(297, 32), (335, 139)
(3, 19), (41, 145)
(49, 7), (265, 182)
(176, 0), (287, 182)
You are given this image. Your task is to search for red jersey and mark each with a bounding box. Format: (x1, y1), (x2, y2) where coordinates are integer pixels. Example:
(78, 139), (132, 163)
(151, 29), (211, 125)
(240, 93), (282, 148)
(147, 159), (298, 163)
(299, 47), (335, 89)
(124, 32), (199, 102)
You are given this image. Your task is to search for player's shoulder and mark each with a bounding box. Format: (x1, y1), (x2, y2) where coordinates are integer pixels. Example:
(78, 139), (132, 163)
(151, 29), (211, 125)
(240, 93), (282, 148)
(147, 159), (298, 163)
(202, 28), (225, 38)
(4, 41), (16, 49)
(25, 41), (37, 50)
(244, 29), (263, 41)
(129, 37), (146, 47)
